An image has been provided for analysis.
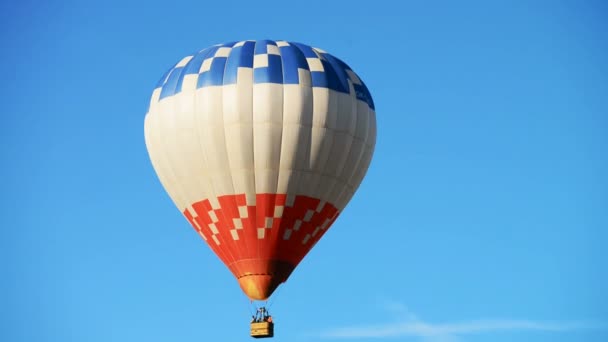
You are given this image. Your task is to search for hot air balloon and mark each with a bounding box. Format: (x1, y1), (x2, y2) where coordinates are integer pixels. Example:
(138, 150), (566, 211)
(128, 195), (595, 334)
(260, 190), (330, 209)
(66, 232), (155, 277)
(144, 39), (376, 337)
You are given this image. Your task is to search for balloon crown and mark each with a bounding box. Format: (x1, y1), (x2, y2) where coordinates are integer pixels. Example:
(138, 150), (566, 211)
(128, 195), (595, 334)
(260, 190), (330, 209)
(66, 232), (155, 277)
(150, 39), (374, 110)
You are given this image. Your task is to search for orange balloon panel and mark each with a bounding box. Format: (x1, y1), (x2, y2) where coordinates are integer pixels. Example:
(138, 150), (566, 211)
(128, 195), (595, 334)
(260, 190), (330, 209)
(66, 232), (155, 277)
(183, 193), (339, 300)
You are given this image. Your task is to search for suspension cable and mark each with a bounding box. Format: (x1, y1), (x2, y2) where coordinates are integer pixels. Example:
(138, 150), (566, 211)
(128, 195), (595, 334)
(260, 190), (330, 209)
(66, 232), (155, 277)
(266, 285), (283, 310)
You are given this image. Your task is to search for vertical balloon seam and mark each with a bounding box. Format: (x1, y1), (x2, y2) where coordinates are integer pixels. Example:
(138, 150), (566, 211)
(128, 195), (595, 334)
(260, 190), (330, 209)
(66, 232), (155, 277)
(290, 42), (314, 199)
(217, 41), (246, 270)
(351, 107), (373, 208)
(270, 39), (286, 267)
(347, 107), (375, 210)
(155, 99), (191, 212)
(153, 63), (174, 92)
(285, 67), (304, 224)
(185, 48), (214, 253)
(225, 40), (253, 268)
(299, 87), (314, 199)
(270, 41), (287, 260)
(173, 80), (199, 207)
(290, 43), (334, 210)
(160, 66), (196, 207)
(243, 40), (256, 269)
(358, 106), (376, 188)
(222, 42), (243, 276)
(311, 100), (331, 202)
(298, 48), (316, 201)
(335, 66), (362, 210)
(180, 88), (215, 243)
(183, 75), (215, 211)
(364, 109), (378, 185)
(306, 83), (329, 256)
(310, 88), (336, 208)
(144, 114), (187, 213)
(317, 99), (350, 208)
(353, 105), (374, 193)
(250, 40), (260, 267)
(355, 107), (376, 205)
(248, 40), (261, 276)
(196, 89), (236, 265)
(287, 43), (340, 269)
(190, 49), (233, 267)
(258, 39), (280, 268)
(151, 100), (223, 259)
(218, 42), (240, 273)
(216, 41), (243, 275)
(268, 40), (285, 268)
(294, 65), (315, 267)
(298, 46), (323, 202)
(336, 81), (358, 209)
(320, 54), (365, 209)
(277, 42), (308, 264)
(335, 96), (369, 209)
(342, 67), (362, 205)
(183, 45), (221, 231)
(323, 68), (348, 207)
(274, 40), (288, 264)
(254, 40), (282, 270)
(160, 68), (178, 101)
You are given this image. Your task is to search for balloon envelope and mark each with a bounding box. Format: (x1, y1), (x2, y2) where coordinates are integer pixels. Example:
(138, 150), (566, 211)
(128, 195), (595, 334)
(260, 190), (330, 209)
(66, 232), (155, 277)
(144, 40), (376, 300)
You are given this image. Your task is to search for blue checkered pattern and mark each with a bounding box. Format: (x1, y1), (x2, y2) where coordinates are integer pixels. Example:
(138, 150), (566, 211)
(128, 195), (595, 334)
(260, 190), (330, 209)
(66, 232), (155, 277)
(153, 40), (374, 109)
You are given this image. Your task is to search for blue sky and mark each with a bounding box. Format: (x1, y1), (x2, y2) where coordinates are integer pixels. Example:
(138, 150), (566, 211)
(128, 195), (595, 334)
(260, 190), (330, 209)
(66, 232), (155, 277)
(2, 1), (607, 341)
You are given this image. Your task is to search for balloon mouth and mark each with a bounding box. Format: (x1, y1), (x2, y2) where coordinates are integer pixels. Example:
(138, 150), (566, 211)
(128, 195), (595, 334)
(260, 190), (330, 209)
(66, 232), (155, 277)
(238, 275), (282, 301)
(231, 260), (295, 301)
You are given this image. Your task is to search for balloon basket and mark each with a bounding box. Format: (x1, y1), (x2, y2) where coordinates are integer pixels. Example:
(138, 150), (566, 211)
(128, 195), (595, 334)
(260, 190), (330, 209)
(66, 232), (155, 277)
(250, 321), (274, 338)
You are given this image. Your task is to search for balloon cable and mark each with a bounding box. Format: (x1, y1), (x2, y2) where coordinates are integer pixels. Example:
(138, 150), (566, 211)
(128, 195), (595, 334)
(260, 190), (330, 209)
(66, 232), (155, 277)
(266, 285), (283, 310)
(247, 298), (256, 317)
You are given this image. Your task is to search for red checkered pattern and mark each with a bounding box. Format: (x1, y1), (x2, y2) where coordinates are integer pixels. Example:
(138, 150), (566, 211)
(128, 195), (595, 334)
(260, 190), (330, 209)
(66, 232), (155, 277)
(182, 193), (339, 280)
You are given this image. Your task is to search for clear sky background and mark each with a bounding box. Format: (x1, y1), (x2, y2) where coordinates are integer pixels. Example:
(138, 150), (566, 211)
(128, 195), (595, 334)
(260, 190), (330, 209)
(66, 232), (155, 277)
(2, 1), (607, 341)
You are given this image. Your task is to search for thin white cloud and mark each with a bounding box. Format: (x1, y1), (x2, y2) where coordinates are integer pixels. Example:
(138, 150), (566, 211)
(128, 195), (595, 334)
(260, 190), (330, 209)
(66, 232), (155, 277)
(323, 319), (606, 339)
(320, 301), (607, 340)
